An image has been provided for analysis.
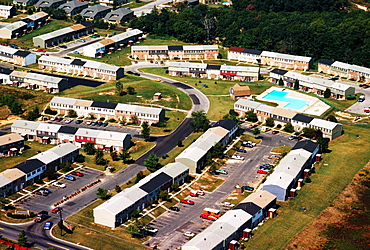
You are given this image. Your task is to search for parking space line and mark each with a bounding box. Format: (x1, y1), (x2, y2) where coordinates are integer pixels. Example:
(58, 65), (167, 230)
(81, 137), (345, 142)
(47, 242), (70, 250)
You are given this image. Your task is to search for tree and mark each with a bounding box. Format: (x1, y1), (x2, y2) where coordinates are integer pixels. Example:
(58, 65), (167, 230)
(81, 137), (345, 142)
(265, 117), (275, 127)
(61, 162), (72, 172)
(115, 81), (124, 96)
(212, 142), (225, 158)
(327, 115), (338, 123)
(317, 137), (330, 153)
(43, 167), (58, 180)
(73, 14), (85, 23)
(171, 183), (180, 191)
(51, 8), (66, 20)
(324, 88), (331, 98)
(114, 185), (121, 193)
(294, 79), (299, 90)
(134, 171), (145, 184)
(9, 101), (23, 115)
(177, 140), (183, 147)
(127, 86), (136, 95)
(67, 109), (77, 118)
(84, 142), (96, 155)
(278, 78), (284, 86)
(190, 110), (209, 132)
(96, 188), (110, 200)
(130, 115), (139, 124)
(94, 149), (105, 165)
(119, 148), (132, 163)
(283, 122), (295, 133)
(25, 106), (40, 121)
(245, 110), (258, 122)
(144, 153), (161, 172)
(252, 127), (260, 138)
(110, 151), (118, 161)
(75, 154), (85, 163)
(17, 230), (28, 247)
(302, 127), (316, 138)
(141, 121), (150, 141)
(158, 190), (170, 201)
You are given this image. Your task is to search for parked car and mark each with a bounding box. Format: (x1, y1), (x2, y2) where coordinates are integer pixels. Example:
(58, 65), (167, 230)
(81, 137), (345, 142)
(65, 118), (73, 123)
(257, 169), (268, 174)
(328, 76), (338, 81)
(358, 95), (365, 102)
(242, 185), (254, 192)
(200, 213), (217, 221)
(64, 175), (76, 181)
(55, 117), (62, 122)
(260, 164), (274, 170)
(35, 190), (48, 196)
(34, 211), (48, 222)
(102, 122), (108, 127)
(97, 121), (103, 126)
(51, 207), (62, 213)
(222, 202), (234, 207)
(90, 34), (99, 38)
(184, 232), (195, 237)
(248, 124), (257, 128)
(289, 136), (302, 141)
(231, 155), (244, 160)
(169, 206), (180, 212)
(39, 188), (51, 194)
(180, 199), (194, 205)
(59, 45), (67, 48)
(215, 169), (228, 175)
(143, 226), (158, 234)
(237, 148), (247, 153)
(71, 171), (84, 177)
(365, 108), (370, 113)
(268, 155), (280, 159)
(75, 120), (83, 124)
(86, 120), (92, 125)
(73, 51), (79, 54)
(272, 130), (279, 134)
(91, 121), (98, 126)
(43, 221), (53, 230)
(9, 44), (18, 48)
(126, 71), (133, 74)
(37, 49), (46, 52)
(53, 182), (66, 188)
(133, 72), (140, 76)
(79, 39), (86, 42)
(50, 116), (56, 121)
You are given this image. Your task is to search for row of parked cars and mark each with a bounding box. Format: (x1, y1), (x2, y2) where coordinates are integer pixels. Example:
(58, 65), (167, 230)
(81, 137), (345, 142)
(35, 171), (84, 195)
(50, 116), (109, 127)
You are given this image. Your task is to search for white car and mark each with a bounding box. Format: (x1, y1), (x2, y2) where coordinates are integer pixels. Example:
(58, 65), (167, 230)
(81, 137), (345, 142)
(184, 232), (195, 237)
(50, 116), (56, 121)
(222, 202), (235, 207)
(231, 155), (245, 160)
(86, 120), (92, 125)
(53, 182), (66, 188)
(65, 119), (73, 123)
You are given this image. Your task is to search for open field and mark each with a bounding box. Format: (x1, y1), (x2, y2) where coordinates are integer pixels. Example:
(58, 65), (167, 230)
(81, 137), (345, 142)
(149, 110), (187, 135)
(245, 123), (370, 249)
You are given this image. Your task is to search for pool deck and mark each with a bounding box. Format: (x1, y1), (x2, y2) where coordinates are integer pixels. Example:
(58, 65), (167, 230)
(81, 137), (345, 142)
(256, 87), (330, 116)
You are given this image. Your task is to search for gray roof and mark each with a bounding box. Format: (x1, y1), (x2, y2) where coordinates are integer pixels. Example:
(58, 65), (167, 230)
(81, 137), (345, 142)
(81, 4), (110, 18)
(25, 72), (64, 84)
(0, 21), (27, 32)
(12, 120), (41, 130)
(104, 8), (133, 21)
(35, 0), (65, 8)
(48, 143), (78, 156)
(58, 0), (88, 14)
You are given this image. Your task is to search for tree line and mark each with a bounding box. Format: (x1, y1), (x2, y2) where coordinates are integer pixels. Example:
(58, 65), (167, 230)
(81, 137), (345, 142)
(130, 1), (370, 67)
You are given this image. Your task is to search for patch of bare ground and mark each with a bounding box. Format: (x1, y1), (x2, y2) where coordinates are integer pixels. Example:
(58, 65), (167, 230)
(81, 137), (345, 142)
(286, 162), (370, 250)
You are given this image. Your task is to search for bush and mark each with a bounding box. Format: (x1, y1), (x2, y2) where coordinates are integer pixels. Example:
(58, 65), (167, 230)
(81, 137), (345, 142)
(107, 118), (116, 123)
(75, 154), (85, 163)
(346, 95), (356, 100)
(276, 124), (282, 129)
(34, 179), (44, 184)
(304, 176), (312, 183)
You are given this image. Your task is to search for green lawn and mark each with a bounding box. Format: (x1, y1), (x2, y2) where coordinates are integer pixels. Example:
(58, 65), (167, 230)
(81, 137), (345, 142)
(123, 0), (154, 9)
(150, 110), (187, 136)
(207, 95), (235, 121)
(0, 141), (55, 172)
(246, 123), (370, 249)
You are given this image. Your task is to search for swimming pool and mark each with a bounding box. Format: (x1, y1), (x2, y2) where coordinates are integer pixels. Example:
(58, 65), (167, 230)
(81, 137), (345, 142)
(261, 90), (311, 110)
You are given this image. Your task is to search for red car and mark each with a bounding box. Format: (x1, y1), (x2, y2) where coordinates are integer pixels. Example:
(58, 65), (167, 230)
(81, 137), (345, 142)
(257, 169), (268, 174)
(51, 207), (62, 213)
(38, 49), (46, 52)
(71, 171), (84, 177)
(364, 109), (370, 113)
(200, 213), (217, 221)
(180, 199), (194, 205)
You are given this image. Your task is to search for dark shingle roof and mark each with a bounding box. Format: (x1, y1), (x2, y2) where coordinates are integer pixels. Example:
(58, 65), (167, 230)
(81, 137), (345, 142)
(292, 140), (318, 153)
(0, 67), (12, 75)
(91, 101), (117, 109)
(14, 51), (31, 57)
(270, 68), (288, 75)
(139, 172), (172, 193)
(71, 59), (86, 66)
(243, 48), (262, 55)
(318, 59), (334, 66)
(168, 46), (183, 51)
(206, 64), (221, 70)
(292, 114), (314, 123)
(234, 202), (261, 215)
(58, 126), (78, 134)
(12, 159), (44, 174)
(213, 119), (238, 131)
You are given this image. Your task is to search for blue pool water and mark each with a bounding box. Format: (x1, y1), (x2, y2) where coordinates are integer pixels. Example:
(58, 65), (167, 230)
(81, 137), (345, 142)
(262, 90), (311, 110)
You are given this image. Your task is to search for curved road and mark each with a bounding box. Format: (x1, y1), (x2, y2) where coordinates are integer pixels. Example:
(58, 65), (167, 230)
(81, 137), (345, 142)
(0, 64), (209, 249)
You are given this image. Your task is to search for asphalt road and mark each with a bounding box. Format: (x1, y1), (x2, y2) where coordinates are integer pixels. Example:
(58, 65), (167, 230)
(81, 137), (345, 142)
(145, 130), (296, 249)
(133, 0), (173, 17)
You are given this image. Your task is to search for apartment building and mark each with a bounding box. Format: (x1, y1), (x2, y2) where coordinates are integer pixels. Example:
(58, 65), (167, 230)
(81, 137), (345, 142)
(167, 62), (259, 81)
(103, 7), (134, 24)
(0, 5), (16, 18)
(270, 69), (355, 99)
(58, 0), (88, 15)
(228, 47), (314, 71)
(80, 4), (111, 20)
(234, 99), (342, 140)
(132, 45), (219, 60)
(83, 29), (143, 57)
(0, 133), (24, 157)
(38, 55), (124, 80)
(49, 96), (165, 124)
(33, 22), (94, 48)
(0, 45), (36, 66)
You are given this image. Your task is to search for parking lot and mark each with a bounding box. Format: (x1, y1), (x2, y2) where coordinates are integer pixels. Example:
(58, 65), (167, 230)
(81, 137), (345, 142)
(15, 167), (103, 214)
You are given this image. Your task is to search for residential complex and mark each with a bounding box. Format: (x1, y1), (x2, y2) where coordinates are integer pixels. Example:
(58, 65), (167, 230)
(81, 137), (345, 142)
(228, 47), (314, 71)
(83, 29), (143, 58)
(93, 162), (189, 228)
(80, 4), (111, 20)
(35, 0), (66, 8)
(234, 99), (342, 140)
(33, 22), (94, 48)
(11, 120), (132, 152)
(132, 45), (219, 60)
(58, 0), (88, 15)
(0, 143), (79, 197)
(168, 62), (260, 81)
(0, 45), (36, 66)
(229, 84), (251, 100)
(0, 5), (16, 18)
(263, 140), (319, 201)
(183, 190), (277, 250)
(49, 96), (165, 124)
(38, 55), (124, 80)
(270, 69), (355, 99)
(9, 71), (69, 93)
(0, 133), (24, 157)
(0, 12), (48, 39)
(318, 59), (370, 84)
(99, 0), (128, 7)
(103, 8), (134, 24)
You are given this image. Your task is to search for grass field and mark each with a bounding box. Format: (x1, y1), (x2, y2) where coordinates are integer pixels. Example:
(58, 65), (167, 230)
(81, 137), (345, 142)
(0, 141), (55, 172)
(245, 123), (370, 249)
(149, 110), (187, 135)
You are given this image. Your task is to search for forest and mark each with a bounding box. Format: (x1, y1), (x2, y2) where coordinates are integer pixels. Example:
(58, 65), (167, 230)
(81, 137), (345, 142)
(130, 0), (370, 67)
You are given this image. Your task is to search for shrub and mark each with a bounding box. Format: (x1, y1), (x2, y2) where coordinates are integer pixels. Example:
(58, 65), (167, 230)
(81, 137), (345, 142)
(304, 176), (312, 183)
(107, 118), (116, 123)
(75, 154), (85, 163)
(34, 179), (44, 184)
